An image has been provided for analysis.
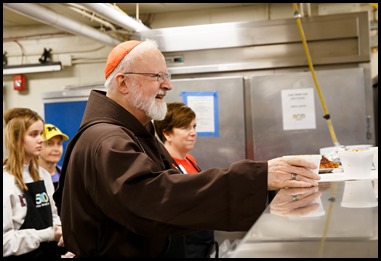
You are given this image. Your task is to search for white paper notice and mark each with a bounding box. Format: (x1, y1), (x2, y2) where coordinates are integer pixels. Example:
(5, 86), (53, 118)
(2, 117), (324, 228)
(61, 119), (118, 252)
(281, 88), (316, 130)
(187, 95), (215, 133)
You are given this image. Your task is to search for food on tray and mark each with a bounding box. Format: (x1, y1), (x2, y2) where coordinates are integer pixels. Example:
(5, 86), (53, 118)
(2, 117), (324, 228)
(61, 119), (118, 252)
(319, 155), (340, 169)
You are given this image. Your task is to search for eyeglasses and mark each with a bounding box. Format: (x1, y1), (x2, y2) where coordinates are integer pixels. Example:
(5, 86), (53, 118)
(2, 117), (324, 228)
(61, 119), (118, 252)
(123, 72), (171, 83)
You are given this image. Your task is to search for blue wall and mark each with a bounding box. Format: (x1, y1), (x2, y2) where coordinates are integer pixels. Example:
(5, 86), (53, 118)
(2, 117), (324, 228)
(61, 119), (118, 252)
(44, 101), (87, 167)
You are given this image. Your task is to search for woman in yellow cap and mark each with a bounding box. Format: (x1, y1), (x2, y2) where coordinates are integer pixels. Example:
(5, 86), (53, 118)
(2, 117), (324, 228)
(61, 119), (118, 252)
(38, 123), (74, 257)
(38, 123), (69, 189)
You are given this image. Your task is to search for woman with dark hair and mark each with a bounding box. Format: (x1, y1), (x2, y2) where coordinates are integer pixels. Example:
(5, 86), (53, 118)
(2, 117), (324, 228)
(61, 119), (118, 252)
(154, 102), (218, 258)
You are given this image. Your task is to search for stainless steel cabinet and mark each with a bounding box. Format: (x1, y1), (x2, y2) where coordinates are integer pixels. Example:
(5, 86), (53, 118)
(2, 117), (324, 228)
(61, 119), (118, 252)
(165, 76), (246, 170)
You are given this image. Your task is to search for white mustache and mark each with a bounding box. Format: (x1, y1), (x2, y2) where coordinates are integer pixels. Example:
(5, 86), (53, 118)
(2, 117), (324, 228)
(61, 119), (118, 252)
(156, 90), (166, 97)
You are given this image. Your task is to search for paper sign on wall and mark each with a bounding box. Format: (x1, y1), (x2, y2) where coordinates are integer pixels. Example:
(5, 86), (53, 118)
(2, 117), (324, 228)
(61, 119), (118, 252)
(281, 88), (316, 130)
(180, 91), (219, 137)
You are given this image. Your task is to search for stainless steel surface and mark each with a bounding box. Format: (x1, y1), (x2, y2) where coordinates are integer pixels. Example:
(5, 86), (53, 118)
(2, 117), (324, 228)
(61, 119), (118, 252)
(228, 179), (378, 258)
(165, 76), (246, 170)
(249, 67), (372, 160)
(134, 12), (370, 73)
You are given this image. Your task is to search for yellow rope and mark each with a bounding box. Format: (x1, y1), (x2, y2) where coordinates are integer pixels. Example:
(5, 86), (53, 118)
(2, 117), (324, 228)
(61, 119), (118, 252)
(292, 3), (340, 146)
(318, 183), (337, 257)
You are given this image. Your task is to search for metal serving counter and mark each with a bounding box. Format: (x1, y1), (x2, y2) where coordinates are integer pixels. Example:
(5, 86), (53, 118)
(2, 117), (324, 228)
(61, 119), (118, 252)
(227, 172), (378, 258)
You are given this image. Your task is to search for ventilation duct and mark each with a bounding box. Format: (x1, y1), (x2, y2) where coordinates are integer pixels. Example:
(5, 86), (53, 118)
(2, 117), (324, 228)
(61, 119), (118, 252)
(3, 3), (121, 46)
(77, 3), (150, 32)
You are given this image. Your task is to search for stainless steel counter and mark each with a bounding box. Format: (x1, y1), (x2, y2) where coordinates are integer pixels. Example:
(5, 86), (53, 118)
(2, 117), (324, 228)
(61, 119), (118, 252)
(227, 178), (378, 258)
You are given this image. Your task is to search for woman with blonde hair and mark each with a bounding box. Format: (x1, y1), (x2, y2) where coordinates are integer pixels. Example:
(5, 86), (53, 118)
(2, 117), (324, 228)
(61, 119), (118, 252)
(3, 107), (63, 258)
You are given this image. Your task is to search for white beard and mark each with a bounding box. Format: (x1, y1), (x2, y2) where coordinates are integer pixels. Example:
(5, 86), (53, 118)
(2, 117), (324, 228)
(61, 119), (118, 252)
(129, 82), (167, 120)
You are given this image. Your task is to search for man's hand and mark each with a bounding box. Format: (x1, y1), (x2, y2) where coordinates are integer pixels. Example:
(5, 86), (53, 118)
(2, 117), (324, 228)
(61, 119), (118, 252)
(267, 157), (321, 190)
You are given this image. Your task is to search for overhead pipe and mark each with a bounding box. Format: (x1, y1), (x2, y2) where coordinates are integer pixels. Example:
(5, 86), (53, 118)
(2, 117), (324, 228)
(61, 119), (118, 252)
(299, 3), (312, 17)
(3, 3), (121, 46)
(66, 3), (118, 33)
(77, 3), (150, 32)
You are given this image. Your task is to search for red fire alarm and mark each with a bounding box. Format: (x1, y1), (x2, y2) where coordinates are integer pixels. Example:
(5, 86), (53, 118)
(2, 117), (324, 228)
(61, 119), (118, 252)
(13, 74), (27, 91)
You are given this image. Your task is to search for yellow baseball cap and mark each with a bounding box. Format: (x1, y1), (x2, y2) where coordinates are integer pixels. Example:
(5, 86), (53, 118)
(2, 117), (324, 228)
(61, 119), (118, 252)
(43, 123), (69, 141)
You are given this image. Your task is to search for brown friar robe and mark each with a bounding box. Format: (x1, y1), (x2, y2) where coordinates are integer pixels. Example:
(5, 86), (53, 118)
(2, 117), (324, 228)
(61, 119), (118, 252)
(54, 90), (268, 258)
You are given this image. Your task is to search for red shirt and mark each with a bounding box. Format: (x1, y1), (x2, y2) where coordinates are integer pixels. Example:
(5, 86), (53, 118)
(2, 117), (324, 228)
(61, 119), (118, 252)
(173, 154), (200, 174)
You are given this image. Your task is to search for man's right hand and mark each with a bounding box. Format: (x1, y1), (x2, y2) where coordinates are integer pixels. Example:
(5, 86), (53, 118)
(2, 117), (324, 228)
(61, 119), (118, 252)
(267, 157), (321, 190)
